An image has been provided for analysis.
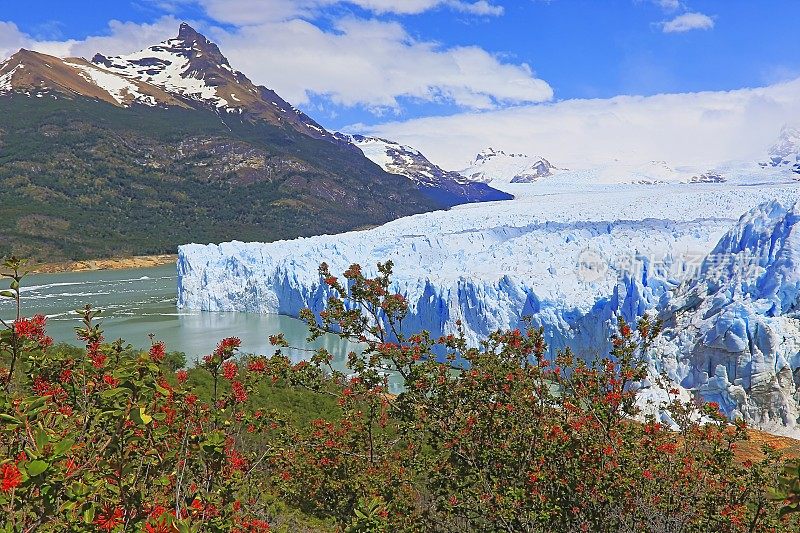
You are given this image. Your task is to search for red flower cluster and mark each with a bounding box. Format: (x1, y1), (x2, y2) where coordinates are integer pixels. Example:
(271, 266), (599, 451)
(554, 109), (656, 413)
(247, 358), (267, 374)
(13, 314), (53, 348)
(0, 463), (22, 492)
(176, 369), (188, 383)
(94, 505), (125, 531)
(232, 381), (248, 403)
(215, 337), (241, 358)
(222, 361), (238, 381)
(149, 341), (166, 362)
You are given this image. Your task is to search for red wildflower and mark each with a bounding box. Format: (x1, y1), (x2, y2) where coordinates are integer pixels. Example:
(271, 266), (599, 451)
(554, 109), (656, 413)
(32, 376), (52, 396)
(102, 374), (119, 387)
(247, 358), (267, 374)
(214, 337), (241, 358)
(642, 470), (654, 480)
(232, 381), (248, 403)
(149, 341), (166, 362)
(222, 361), (238, 381)
(240, 519), (271, 532)
(227, 448), (247, 472)
(14, 314), (52, 347)
(94, 505), (124, 531)
(656, 443), (678, 455)
(176, 369), (188, 383)
(0, 463), (22, 492)
(63, 458), (78, 476)
(145, 519), (173, 533)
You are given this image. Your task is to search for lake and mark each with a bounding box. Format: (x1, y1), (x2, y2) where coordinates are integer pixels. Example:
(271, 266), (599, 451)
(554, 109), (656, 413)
(0, 264), (359, 372)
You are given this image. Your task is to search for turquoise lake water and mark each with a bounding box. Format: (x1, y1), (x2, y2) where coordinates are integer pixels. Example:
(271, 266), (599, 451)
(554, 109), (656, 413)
(0, 264), (355, 368)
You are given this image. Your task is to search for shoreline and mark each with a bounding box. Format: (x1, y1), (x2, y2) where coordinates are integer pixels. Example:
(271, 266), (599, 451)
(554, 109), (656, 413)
(28, 254), (178, 274)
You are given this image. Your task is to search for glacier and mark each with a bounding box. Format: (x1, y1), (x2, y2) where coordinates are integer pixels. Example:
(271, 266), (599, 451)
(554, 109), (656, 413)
(652, 199), (800, 432)
(178, 172), (800, 350)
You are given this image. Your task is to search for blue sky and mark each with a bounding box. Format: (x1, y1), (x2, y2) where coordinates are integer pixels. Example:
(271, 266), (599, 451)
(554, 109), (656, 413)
(2, 1), (799, 167)
(4, 0), (800, 129)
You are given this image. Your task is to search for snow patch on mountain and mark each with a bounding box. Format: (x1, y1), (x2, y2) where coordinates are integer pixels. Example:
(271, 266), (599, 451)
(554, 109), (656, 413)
(459, 148), (557, 184)
(335, 133), (513, 206)
(64, 60), (157, 106)
(0, 64), (22, 93)
(761, 126), (800, 174)
(93, 38), (231, 109)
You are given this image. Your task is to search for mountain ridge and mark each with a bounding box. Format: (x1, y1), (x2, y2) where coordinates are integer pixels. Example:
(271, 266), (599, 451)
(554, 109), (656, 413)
(0, 24), (449, 261)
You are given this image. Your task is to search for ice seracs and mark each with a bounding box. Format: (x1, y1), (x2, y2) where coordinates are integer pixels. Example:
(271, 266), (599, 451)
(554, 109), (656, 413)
(654, 200), (800, 432)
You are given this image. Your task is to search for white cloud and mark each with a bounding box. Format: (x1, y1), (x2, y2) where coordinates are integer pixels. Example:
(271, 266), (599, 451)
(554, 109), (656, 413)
(660, 12), (714, 33)
(0, 17), (180, 61)
(357, 79), (800, 170)
(204, 16), (550, 110)
(0, 21), (30, 60)
(191, 0), (502, 24)
(652, 0), (681, 11)
(0, 9), (544, 112)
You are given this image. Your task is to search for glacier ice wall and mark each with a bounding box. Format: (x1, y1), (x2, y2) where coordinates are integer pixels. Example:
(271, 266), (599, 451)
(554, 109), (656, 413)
(178, 183), (800, 354)
(654, 199), (800, 430)
(177, 179), (800, 428)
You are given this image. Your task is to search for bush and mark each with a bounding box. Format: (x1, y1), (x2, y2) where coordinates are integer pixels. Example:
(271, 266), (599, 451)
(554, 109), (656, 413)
(1, 256), (800, 532)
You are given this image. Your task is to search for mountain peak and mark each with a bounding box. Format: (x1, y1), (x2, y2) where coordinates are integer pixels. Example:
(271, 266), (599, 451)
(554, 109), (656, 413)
(460, 149), (556, 184)
(87, 25), (332, 139)
(764, 125), (800, 173)
(177, 22), (204, 42)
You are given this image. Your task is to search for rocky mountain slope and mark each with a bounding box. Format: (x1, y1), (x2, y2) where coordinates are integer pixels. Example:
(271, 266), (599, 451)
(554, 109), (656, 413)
(0, 24), (450, 261)
(335, 134), (512, 205)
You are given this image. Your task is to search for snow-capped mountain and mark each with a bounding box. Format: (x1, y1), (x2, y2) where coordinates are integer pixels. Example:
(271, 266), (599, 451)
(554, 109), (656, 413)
(459, 148), (557, 183)
(761, 125), (800, 174)
(0, 24), (332, 140)
(335, 133), (512, 205)
(0, 49), (187, 108)
(91, 23), (331, 139)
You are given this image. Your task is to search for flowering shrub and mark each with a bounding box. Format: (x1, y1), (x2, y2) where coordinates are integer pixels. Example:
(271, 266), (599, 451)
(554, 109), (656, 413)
(1, 255), (800, 531)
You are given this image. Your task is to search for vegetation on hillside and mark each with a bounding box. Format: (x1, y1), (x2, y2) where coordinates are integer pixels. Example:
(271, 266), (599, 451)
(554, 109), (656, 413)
(3, 255), (800, 531)
(0, 97), (438, 262)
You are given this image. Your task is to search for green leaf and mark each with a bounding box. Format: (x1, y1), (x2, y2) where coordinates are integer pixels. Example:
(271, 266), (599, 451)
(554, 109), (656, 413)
(0, 413), (20, 425)
(53, 437), (74, 456)
(131, 407), (152, 425)
(70, 482), (89, 498)
(0, 291), (15, 299)
(26, 459), (49, 477)
(83, 504), (96, 524)
(34, 427), (49, 451)
(100, 387), (130, 400)
(24, 397), (47, 413)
